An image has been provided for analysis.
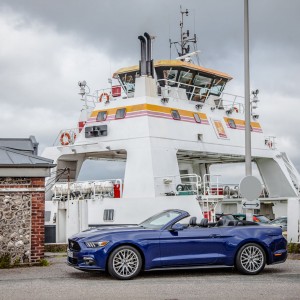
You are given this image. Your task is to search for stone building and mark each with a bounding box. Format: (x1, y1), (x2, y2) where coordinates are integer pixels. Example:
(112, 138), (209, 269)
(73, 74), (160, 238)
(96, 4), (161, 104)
(0, 137), (54, 265)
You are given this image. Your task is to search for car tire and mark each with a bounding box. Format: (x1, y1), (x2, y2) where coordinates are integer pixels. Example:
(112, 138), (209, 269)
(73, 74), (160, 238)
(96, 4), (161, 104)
(235, 243), (266, 275)
(107, 245), (142, 280)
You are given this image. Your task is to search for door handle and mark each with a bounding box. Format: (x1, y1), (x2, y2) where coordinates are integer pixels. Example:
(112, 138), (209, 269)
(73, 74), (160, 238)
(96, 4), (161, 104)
(209, 234), (221, 238)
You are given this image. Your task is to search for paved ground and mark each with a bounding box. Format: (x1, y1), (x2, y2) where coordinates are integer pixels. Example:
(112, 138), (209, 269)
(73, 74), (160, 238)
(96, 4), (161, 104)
(1, 255), (300, 300)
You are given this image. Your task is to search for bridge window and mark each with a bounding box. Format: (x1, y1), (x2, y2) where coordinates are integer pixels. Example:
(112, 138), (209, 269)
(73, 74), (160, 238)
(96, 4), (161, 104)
(178, 71), (193, 85)
(211, 78), (227, 96)
(96, 111), (107, 122)
(163, 69), (178, 86)
(171, 110), (181, 120)
(115, 108), (126, 119)
(193, 75), (212, 88)
(119, 72), (136, 94)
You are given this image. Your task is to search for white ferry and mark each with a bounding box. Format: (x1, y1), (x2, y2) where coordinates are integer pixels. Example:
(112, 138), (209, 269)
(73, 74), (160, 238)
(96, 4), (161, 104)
(42, 12), (300, 244)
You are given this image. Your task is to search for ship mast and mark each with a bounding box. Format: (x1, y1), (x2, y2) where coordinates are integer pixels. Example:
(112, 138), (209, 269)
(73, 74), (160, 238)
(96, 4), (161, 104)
(169, 6), (198, 62)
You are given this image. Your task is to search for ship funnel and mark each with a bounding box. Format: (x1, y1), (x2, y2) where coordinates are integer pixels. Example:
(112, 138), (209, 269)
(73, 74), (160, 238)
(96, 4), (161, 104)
(138, 35), (147, 76)
(144, 32), (154, 78)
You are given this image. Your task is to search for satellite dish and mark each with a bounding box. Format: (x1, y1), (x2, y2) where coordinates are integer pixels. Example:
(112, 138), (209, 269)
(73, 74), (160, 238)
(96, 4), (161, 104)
(239, 176), (262, 201)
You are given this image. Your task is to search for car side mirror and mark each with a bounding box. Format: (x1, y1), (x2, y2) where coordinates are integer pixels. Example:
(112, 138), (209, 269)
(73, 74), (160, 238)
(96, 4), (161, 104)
(170, 223), (184, 231)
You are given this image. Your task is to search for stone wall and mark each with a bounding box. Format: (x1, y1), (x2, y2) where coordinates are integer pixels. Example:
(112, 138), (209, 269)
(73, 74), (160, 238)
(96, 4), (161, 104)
(0, 177), (45, 265)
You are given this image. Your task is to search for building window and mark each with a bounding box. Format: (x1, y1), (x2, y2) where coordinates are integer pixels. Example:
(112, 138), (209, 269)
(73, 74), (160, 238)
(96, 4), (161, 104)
(228, 119), (236, 129)
(194, 113), (202, 123)
(115, 108), (126, 119)
(45, 211), (51, 222)
(171, 110), (181, 120)
(96, 111), (107, 122)
(103, 209), (114, 221)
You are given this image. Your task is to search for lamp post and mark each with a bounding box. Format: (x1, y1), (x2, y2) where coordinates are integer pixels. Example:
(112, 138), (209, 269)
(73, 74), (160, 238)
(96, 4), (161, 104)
(244, 0), (252, 177)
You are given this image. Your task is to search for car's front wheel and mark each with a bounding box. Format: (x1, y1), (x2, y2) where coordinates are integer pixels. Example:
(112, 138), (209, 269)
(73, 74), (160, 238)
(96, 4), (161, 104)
(107, 245), (142, 280)
(235, 243), (266, 275)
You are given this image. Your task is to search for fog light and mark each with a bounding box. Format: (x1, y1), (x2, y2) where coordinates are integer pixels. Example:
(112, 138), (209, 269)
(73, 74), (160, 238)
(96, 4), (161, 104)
(83, 256), (96, 265)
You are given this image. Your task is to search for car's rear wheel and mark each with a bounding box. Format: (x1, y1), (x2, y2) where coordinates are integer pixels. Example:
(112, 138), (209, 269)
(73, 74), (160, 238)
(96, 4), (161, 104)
(235, 243), (266, 275)
(108, 245), (142, 280)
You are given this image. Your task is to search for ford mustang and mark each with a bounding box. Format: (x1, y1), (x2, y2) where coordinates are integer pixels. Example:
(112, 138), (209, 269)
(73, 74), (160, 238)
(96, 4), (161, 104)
(67, 209), (287, 280)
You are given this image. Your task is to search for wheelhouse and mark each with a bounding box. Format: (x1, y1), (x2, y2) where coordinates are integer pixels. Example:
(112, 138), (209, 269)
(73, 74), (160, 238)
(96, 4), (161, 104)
(113, 60), (232, 102)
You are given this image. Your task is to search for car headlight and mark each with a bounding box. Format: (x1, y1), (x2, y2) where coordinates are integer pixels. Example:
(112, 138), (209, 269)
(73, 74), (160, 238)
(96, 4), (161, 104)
(85, 241), (110, 248)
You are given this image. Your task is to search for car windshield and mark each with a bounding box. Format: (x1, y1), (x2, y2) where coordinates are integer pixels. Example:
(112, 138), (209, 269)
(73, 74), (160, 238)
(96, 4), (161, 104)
(270, 218), (287, 225)
(139, 211), (182, 229)
(256, 215), (270, 223)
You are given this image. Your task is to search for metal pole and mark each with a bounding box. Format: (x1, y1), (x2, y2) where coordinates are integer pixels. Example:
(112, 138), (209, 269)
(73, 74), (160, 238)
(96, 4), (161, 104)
(244, 0), (252, 176)
(244, 0), (253, 222)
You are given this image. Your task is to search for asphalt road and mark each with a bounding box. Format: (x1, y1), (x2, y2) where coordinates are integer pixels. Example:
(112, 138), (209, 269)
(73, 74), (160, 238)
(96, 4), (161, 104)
(1, 255), (300, 300)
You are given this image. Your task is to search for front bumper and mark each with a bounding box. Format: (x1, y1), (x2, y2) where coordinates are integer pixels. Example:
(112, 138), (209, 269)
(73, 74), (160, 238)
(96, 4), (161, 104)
(67, 260), (104, 271)
(67, 247), (107, 271)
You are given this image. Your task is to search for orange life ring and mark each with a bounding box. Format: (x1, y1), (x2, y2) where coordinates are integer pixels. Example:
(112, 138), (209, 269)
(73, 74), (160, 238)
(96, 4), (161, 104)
(99, 93), (109, 102)
(60, 132), (71, 146)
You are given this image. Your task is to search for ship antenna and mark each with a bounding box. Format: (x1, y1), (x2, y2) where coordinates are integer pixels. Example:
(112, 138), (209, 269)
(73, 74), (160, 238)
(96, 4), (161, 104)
(169, 6), (198, 62)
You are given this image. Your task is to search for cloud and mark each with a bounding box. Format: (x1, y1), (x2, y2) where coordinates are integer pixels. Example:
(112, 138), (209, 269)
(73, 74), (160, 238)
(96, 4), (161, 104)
(0, 9), (130, 152)
(0, 0), (299, 183)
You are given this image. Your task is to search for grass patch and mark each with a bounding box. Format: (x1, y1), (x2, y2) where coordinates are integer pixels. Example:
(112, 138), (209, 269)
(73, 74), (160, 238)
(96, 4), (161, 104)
(39, 258), (50, 266)
(0, 253), (11, 269)
(288, 243), (300, 254)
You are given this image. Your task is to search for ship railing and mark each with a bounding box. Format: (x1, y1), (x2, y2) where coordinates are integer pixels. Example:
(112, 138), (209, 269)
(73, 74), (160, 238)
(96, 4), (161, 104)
(79, 86), (127, 107)
(154, 174), (202, 196)
(51, 179), (123, 201)
(221, 183), (269, 199)
(53, 128), (79, 146)
(203, 174), (222, 196)
(264, 136), (276, 150)
(157, 79), (244, 112)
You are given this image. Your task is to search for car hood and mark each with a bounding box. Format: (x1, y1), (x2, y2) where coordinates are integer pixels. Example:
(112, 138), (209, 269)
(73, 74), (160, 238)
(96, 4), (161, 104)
(70, 225), (147, 241)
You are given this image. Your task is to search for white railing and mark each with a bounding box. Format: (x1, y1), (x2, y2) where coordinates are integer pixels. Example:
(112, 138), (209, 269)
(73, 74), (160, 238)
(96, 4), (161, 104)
(157, 78), (245, 112)
(154, 174), (202, 196)
(203, 174), (222, 196)
(79, 86), (127, 108)
(264, 136), (276, 150)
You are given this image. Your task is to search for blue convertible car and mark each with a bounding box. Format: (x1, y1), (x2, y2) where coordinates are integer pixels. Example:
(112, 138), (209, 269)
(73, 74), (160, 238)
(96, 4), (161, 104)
(67, 209), (287, 280)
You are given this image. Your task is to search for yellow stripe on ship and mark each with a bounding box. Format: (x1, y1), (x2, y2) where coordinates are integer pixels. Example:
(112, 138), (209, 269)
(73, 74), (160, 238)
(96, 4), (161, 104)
(224, 117), (262, 131)
(90, 104), (208, 121)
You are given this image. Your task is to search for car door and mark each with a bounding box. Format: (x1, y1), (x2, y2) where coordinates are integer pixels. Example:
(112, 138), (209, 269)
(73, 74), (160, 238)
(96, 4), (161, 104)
(159, 226), (225, 267)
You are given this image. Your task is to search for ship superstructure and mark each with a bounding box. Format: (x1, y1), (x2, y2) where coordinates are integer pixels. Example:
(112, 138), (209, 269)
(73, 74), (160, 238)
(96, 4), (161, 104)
(43, 17), (300, 244)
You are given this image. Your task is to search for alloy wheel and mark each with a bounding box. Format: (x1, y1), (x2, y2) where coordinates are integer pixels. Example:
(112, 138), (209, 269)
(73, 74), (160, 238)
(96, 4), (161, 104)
(112, 248), (139, 278)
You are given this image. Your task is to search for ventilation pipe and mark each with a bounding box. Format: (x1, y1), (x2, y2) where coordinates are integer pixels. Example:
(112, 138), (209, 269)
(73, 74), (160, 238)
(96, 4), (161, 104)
(144, 32), (154, 78)
(138, 35), (147, 76)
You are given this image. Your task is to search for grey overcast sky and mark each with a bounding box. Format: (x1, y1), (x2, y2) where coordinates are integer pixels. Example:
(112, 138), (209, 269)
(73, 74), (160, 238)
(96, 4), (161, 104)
(0, 0), (299, 182)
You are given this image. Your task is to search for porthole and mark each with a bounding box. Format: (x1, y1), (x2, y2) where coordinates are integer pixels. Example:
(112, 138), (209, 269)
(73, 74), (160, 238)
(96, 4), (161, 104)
(171, 110), (181, 120)
(228, 119), (236, 129)
(194, 113), (202, 123)
(96, 111), (107, 122)
(115, 108), (126, 119)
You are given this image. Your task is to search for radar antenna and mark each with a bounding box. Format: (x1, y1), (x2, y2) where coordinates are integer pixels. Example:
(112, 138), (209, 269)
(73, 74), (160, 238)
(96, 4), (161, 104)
(169, 6), (199, 63)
